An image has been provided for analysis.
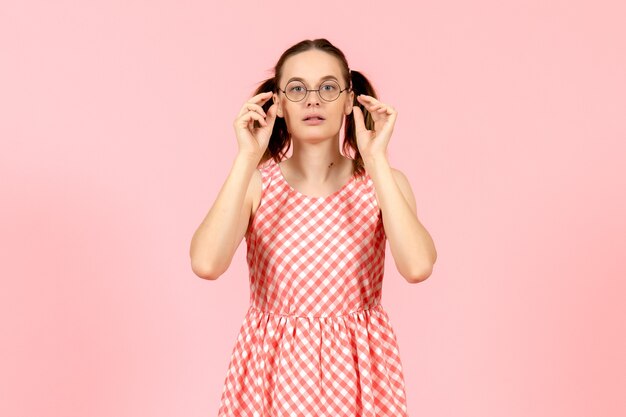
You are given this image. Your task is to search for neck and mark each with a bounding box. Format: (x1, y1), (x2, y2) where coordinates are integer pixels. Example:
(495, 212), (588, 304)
(283, 156), (348, 182)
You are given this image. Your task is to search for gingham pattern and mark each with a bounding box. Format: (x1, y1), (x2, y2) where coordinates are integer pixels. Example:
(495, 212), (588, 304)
(217, 161), (409, 416)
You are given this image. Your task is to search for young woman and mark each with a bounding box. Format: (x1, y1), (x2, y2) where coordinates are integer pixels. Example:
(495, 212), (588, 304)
(190, 38), (437, 416)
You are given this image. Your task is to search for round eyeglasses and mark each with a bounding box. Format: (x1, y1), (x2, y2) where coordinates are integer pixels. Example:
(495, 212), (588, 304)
(277, 79), (351, 102)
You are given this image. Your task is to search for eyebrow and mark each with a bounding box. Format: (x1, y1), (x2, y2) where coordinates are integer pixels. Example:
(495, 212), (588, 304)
(286, 75), (339, 84)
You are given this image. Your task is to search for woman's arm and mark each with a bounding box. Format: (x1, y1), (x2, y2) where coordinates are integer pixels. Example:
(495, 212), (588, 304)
(189, 152), (259, 280)
(364, 155), (437, 283)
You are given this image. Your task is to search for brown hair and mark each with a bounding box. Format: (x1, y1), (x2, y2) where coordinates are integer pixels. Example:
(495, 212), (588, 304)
(251, 38), (379, 179)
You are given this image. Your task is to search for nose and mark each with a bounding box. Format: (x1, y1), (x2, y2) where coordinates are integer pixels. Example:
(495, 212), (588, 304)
(304, 90), (321, 106)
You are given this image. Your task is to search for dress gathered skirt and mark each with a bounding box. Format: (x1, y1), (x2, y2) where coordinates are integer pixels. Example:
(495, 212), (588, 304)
(217, 161), (409, 417)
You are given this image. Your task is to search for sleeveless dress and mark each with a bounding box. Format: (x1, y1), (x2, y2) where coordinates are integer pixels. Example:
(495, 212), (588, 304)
(217, 160), (409, 417)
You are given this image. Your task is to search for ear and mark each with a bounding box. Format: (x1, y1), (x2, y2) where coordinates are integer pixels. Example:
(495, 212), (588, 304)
(273, 93), (284, 118)
(345, 90), (355, 115)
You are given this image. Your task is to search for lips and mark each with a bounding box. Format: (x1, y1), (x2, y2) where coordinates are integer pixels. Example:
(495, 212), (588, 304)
(303, 113), (325, 121)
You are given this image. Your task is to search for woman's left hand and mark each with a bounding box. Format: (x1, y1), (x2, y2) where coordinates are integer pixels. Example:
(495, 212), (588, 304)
(352, 94), (397, 160)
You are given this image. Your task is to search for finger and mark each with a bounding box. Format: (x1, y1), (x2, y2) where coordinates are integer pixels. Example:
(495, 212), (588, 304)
(357, 94), (378, 103)
(379, 110), (397, 135)
(238, 91), (272, 115)
(352, 106), (366, 132)
(238, 101), (268, 118)
(261, 103), (277, 128)
(239, 110), (267, 127)
(364, 101), (382, 109)
(266, 102), (278, 121)
(365, 104), (386, 117)
(381, 106), (395, 115)
(358, 97), (385, 111)
(250, 91), (273, 102)
(252, 91), (274, 107)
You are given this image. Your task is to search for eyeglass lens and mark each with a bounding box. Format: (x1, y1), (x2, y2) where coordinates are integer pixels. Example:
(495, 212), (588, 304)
(285, 80), (341, 102)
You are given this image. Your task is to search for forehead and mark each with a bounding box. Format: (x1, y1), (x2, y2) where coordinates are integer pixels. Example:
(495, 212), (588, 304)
(281, 50), (343, 84)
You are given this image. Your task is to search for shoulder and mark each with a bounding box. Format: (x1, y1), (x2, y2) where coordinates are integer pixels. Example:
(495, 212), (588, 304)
(389, 167), (418, 215)
(367, 166), (417, 215)
(390, 167), (409, 185)
(249, 168), (264, 217)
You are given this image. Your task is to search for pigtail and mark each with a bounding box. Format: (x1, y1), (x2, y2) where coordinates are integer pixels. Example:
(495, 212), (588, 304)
(344, 69), (379, 178)
(249, 77), (291, 168)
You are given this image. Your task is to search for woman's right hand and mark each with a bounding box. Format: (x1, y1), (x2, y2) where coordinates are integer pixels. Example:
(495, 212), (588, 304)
(233, 91), (277, 160)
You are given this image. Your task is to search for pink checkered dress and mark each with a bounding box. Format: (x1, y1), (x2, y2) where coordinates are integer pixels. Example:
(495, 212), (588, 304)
(217, 160), (409, 416)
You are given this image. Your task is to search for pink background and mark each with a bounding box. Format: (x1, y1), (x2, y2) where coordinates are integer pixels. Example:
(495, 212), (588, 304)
(2, 1), (625, 416)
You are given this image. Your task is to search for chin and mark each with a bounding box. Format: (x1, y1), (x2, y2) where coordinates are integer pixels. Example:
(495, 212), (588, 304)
(294, 130), (338, 142)
(288, 121), (340, 139)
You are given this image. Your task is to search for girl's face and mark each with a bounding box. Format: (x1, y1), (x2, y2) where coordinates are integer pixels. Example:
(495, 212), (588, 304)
(273, 50), (354, 142)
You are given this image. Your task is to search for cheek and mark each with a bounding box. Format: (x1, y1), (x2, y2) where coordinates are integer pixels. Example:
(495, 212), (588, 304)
(322, 109), (345, 127)
(329, 109), (347, 126)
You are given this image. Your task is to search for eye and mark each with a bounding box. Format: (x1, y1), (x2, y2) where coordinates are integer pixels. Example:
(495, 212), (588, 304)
(290, 86), (304, 92)
(321, 84), (336, 91)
